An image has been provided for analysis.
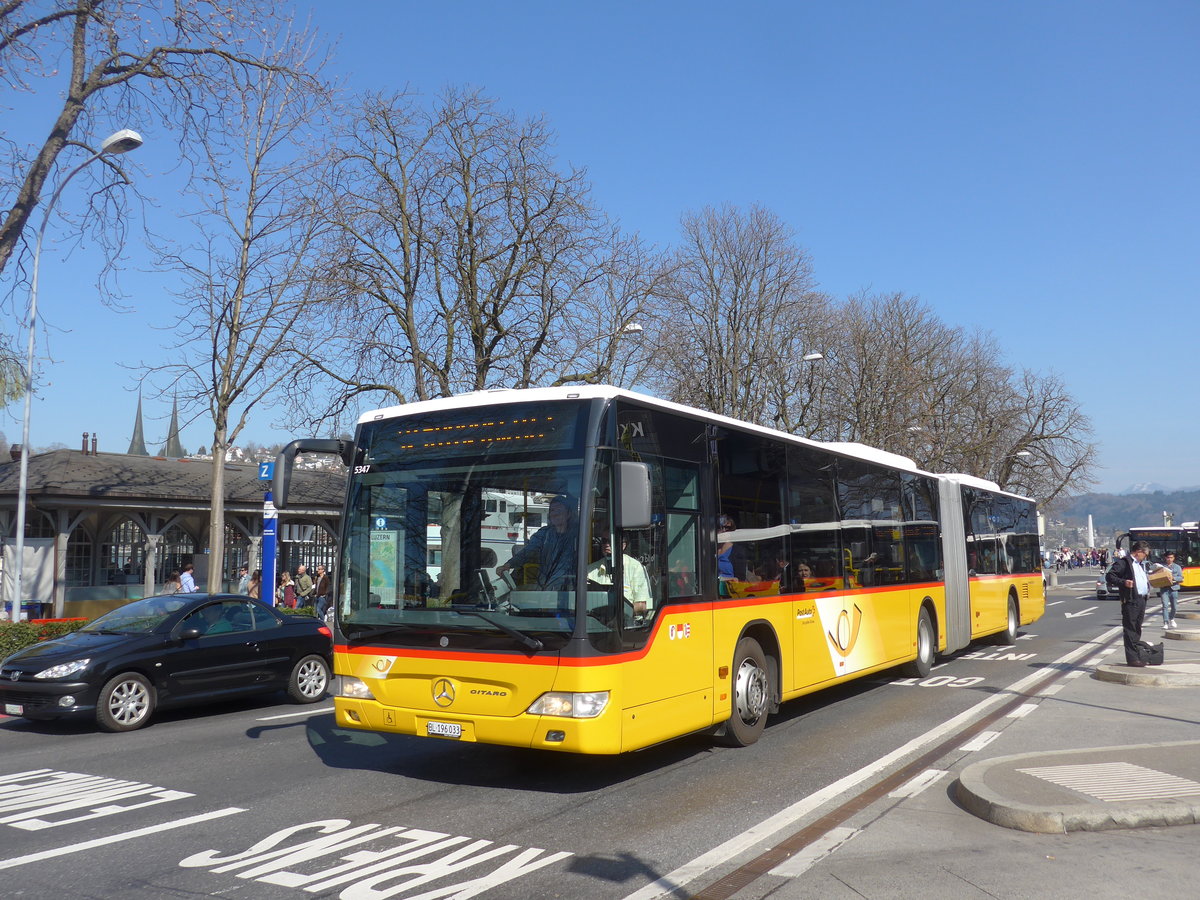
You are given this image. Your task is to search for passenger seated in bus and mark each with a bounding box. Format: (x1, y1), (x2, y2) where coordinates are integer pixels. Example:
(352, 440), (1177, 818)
(587, 534), (653, 618)
(717, 513), (749, 593)
(670, 557), (697, 596)
(496, 494), (578, 590)
(757, 554), (793, 593)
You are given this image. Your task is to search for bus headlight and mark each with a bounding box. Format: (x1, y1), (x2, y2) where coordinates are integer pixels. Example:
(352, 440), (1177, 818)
(336, 676), (375, 700)
(527, 691), (609, 719)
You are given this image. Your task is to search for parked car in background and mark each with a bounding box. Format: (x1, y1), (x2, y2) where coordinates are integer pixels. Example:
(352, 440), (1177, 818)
(0, 593), (332, 732)
(1096, 575), (1121, 600)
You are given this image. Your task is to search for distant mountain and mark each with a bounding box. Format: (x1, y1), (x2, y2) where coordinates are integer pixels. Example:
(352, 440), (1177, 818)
(1052, 489), (1200, 540)
(1120, 482), (1171, 495)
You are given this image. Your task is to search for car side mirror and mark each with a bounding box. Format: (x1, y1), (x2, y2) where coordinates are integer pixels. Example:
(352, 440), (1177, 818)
(179, 627), (202, 641)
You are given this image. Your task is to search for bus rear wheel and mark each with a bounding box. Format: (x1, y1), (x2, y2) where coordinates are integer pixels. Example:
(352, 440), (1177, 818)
(717, 637), (770, 747)
(904, 608), (935, 678)
(995, 595), (1019, 645)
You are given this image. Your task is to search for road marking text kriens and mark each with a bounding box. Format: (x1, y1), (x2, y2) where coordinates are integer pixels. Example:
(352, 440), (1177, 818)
(0, 769), (192, 831)
(180, 818), (572, 898)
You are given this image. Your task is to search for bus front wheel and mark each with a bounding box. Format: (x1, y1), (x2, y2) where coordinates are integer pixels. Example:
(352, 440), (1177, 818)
(717, 637), (770, 747)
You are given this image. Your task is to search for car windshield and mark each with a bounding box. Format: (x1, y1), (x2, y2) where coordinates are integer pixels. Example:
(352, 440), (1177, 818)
(80, 594), (192, 634)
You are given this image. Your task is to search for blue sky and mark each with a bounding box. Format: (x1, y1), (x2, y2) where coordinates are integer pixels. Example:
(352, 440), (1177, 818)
(4, 0), (1197, 496)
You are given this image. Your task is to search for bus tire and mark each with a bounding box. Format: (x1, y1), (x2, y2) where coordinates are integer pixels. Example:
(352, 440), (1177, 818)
(717, 637), (770, 747)
(904, 608), (935, 678)
(995, 595), (1019, 645)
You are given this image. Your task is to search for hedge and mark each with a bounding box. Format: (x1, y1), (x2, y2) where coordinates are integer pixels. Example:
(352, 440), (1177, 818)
(0, 619), (90, 659)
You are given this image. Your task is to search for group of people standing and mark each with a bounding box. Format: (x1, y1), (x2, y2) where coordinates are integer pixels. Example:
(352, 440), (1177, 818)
(159, 562), (331, 620)
(267, 564), (331, 618)
(1106, 542), (1184, 666)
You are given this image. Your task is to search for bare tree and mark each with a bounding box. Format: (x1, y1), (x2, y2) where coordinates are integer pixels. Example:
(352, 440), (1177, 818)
(982, 369), (1098, 502)
(646, 204), (830, 425)
(0, 0), (318, 288)
(146, 38), (334, 591)
(0, 335), (23, 405)
(812, 291), (1097, 502)
(290, 89), (659, 429)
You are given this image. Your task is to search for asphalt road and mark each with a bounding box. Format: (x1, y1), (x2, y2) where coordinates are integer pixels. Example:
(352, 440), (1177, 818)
(0, 571), (1127, 900)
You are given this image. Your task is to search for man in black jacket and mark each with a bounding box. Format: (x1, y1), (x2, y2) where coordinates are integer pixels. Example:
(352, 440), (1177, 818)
(1107, 541), (1152, 666)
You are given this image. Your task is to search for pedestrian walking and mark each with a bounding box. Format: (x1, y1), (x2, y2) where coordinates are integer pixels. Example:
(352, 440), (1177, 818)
(313, 564), (332, 621)
(1158, 551), (1183, 629)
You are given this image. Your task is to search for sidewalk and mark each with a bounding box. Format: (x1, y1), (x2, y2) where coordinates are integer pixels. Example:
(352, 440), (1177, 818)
(760, 598), (1200, 900)
(956, 611), (1200, 834)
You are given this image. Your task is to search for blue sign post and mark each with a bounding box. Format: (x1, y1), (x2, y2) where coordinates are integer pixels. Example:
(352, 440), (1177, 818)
(262, 491), (278, 607)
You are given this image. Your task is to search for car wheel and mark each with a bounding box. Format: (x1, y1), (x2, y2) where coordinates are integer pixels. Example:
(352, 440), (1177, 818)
(96, 672), (155, 732)
(715, 637), (770, 747)
(288, 654), (330, 703)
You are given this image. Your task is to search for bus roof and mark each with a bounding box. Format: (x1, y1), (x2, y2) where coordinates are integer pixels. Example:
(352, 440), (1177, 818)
(357, 385), (1031, 502)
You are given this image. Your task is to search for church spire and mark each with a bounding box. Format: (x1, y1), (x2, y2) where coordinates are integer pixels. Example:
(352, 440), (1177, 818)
(127, 393), (149, 456)
(160, 396), (186, 458)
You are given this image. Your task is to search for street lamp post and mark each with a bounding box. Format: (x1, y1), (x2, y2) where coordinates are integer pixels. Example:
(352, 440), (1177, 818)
(8, 129), (143, 622)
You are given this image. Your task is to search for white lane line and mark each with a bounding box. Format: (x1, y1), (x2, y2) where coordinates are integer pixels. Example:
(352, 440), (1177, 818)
(1006, 703), (1038, 719)
(1047, 601), (1065, 606)
(256, 706), (334, 721)
(959, 731), (1001, 752)
(0, 807), (245, 870)
(768, 826), (859, 878)
(1039, 683), (1064, 696)
(620, 624), (1123, 900)
(888, 768), (947, 799)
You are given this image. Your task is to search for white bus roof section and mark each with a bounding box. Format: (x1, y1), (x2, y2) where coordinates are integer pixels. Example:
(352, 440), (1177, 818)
(357, 385), (1006, 486)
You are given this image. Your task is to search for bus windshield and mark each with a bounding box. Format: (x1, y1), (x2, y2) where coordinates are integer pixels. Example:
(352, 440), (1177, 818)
(338, 400), (590, 650)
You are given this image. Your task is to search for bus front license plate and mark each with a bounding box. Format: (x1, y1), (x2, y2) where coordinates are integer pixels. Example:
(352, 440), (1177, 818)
(427, 721), (462, 739)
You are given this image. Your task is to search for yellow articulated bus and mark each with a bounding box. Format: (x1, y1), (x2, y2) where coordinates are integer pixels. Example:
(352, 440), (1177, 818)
(1116, 527), (1200, 590)
(274, 386), (1044, 754)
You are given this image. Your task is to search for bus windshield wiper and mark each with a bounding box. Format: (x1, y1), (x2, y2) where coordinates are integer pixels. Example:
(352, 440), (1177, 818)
(450, 608), (544, 652)
(342, 621), (411, 642)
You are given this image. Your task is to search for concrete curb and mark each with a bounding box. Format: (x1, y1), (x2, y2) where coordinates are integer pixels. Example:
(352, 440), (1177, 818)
(1164, 628), (1200, 641)
(955, 741), (1200, 834)
(1093, 663), (1200, 686)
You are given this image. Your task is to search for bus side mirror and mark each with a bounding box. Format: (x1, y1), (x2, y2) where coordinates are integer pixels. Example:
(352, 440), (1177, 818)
(274, 438), (354, 509)
(618, 461), (652, 529)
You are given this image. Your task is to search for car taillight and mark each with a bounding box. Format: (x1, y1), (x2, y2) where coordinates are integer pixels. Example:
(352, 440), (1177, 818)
(318, 625), (332, 638)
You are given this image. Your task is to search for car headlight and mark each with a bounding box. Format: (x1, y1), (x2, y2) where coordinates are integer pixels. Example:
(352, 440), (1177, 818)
(34, 659), (91, 680)
(527, 691), (610, 719)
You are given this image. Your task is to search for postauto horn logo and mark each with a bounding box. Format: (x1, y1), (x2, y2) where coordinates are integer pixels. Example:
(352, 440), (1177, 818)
(828, 603), (864, 658)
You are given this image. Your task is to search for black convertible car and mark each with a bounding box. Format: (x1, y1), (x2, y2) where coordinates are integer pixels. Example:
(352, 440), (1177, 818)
(0, 593), (332, 732)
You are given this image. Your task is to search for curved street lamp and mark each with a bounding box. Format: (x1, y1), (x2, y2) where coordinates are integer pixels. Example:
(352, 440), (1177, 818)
(9, 129), (143, 622)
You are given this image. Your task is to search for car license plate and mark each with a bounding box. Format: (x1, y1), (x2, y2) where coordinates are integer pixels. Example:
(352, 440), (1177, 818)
(426, 720), (462, 739)
(4, 704), (22, 716)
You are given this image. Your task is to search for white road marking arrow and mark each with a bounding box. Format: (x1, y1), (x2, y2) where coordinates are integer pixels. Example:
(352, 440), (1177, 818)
(1065, 606), (1097, 618)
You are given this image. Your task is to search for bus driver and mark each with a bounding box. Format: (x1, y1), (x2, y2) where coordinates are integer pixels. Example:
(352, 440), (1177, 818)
(497, 494), (578, 590)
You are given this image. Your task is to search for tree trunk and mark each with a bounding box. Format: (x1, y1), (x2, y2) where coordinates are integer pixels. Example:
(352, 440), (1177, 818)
(208, 437), (227, 592)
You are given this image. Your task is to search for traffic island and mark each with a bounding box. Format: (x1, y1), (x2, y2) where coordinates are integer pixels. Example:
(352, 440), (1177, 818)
(955, 742), (1200, 833)
(1093, 661), (1200, 686)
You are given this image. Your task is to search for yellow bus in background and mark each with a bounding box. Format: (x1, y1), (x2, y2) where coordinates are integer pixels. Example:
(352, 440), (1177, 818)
(1117, 527), (1200, 590)
(274, 387), (1045, 754)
